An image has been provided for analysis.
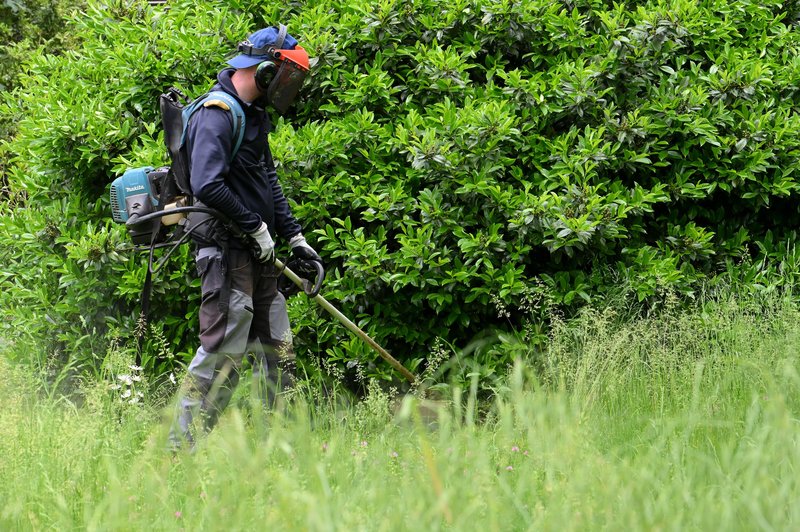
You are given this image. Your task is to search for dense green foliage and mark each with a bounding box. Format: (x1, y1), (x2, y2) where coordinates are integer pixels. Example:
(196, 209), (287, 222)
(2, 295), (799, 529)
(2, 0), (800, 385)
(0, 0), (82, 146)
(0, 0), (80, 93)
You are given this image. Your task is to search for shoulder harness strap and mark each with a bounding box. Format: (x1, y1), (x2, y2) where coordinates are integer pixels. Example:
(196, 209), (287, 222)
(179, 90), (246, 161)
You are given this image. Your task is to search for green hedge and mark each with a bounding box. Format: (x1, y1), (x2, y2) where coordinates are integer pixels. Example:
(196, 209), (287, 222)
(3, 0), (800, 386)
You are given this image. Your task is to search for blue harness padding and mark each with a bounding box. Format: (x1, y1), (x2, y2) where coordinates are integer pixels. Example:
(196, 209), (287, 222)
(180, 90), (246, 161)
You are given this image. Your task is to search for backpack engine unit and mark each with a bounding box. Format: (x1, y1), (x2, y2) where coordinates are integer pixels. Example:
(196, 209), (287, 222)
(110, 88), (245, 247)
(110, 166), (189, 245)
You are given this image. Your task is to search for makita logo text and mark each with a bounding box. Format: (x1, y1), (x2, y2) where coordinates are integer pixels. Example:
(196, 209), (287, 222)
(125, 185), (146, 193)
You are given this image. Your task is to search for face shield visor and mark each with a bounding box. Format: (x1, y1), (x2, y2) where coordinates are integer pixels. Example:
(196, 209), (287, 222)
(263, 46), (309, 114)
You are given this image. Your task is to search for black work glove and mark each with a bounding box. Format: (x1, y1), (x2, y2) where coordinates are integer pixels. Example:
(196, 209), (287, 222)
(278, 234), (325, 298)
(289, 233), (322, 263)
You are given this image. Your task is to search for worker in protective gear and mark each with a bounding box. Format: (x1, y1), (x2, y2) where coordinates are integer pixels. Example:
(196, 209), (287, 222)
(169, 25), (322, 449)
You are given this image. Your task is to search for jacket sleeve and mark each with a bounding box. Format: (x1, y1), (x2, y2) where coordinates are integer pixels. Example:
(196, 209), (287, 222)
(186, 106), (262, 233)
(262, 149), (302, 240)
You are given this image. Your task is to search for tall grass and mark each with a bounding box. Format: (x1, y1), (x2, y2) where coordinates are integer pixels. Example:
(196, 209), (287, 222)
(1, 293), (799, 530)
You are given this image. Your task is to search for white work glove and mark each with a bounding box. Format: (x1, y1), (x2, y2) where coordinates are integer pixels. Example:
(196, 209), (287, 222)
(249, 222), (275, 263)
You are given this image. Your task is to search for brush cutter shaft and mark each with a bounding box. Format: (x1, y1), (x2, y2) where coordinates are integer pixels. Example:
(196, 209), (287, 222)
(275, 258), (416, 383)
(127, 205), (415, 383)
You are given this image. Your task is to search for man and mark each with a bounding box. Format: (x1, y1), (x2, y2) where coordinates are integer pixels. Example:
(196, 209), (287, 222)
(169, 25), (322, 448)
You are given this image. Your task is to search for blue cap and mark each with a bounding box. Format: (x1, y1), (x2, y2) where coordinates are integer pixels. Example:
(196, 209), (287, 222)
(227, 26), (299, 69)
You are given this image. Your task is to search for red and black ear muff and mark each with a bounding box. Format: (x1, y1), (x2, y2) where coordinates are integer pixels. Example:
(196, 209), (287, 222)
(254, 60), (278, 92)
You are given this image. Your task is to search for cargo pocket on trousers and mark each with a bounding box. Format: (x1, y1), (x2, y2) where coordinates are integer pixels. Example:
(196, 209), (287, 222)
(196, 251), (227, 314)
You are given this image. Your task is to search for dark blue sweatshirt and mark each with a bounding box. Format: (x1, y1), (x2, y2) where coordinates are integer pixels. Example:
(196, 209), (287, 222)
(185, 68), (302, 243)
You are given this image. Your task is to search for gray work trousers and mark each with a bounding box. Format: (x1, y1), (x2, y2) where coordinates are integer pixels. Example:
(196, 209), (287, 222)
(169, 246), (295, 447)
